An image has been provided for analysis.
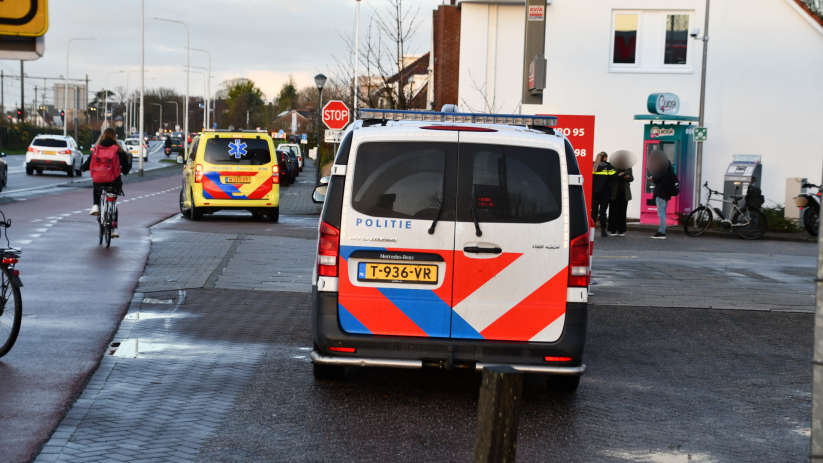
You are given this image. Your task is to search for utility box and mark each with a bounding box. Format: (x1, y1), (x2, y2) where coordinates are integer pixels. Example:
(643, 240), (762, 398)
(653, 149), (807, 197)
(722, 155), (762, 219)
(785, 177), (807, 220)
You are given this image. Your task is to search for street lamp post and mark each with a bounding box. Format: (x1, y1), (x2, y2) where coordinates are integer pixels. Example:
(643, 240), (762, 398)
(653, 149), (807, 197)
(166, 100), (179, 131)
(314, 73), (327, 187)
(152, 17), (189, 156)
(105, 70), (125, 128)
(152, 103), (162, 134)
(191, 48), (211, 128)
(64, 37), (98, 136)
(139, 0), (145, 176)
(184, 66), (208, 130)
(694, 0), (711, 209)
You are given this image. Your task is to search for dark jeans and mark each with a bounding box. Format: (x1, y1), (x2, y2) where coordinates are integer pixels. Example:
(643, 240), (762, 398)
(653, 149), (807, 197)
(608, 190), (629, 234)
(591, 189), (610, 229)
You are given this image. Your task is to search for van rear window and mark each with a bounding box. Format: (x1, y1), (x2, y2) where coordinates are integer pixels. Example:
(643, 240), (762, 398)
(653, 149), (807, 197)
(351, 142), (453, 220)
(203, 138), (271, 165)
(460, 144), (562, 224)
(32, 138), (68, 148)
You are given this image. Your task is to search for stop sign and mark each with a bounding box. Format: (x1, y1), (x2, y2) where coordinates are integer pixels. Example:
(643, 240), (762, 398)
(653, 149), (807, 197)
(322, 100), (350, 130)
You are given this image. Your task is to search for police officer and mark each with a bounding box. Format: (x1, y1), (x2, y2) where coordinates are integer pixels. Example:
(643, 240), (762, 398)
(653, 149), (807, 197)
(591, 151), (617, 237)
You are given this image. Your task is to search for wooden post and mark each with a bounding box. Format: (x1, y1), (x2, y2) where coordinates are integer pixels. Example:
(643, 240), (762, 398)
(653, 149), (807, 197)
(473, 365), (524, 463)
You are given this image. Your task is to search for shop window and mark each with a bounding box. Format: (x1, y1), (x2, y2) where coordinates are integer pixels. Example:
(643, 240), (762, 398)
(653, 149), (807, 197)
(664, 14), (690, 65)
(612, 13), (639, 65)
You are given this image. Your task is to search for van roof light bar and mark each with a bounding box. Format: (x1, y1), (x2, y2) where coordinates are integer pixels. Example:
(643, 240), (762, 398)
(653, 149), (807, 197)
(358, 109), (557, 127)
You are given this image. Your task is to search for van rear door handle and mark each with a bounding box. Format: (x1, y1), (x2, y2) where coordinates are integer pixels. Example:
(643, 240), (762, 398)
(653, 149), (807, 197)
(463, 246), (502, 254)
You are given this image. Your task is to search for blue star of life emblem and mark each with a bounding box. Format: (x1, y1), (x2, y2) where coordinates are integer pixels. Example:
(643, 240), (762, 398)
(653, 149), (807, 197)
(228, 139), (247, 159)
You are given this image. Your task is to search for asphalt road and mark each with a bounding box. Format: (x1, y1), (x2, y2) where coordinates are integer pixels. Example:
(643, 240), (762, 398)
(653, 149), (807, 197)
(0, 141), (172, 201)
(0, 174), (181, 463)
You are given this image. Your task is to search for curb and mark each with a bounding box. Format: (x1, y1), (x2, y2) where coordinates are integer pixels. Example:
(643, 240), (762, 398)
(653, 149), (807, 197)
(624, 222), (815, 243)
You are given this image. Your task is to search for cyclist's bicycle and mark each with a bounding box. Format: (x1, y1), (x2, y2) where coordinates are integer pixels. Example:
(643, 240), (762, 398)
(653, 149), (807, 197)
(684, 182), (768, 240)
(98, 185), (121, 248)
(0, 211), (23, 358)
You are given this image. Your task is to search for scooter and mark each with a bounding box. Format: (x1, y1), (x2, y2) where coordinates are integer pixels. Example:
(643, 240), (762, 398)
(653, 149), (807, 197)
(795, 181), (821, 236)
(164, 146), (171, 157)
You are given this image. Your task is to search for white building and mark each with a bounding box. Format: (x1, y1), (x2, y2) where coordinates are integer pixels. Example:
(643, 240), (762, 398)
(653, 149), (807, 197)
(450, 0), (823, 218)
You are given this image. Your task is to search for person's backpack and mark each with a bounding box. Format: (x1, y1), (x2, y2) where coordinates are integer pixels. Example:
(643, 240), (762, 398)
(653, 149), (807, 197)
(745, 186), (765, 209)
(91, 144), (121, 184)
(667, 169), (680, 197)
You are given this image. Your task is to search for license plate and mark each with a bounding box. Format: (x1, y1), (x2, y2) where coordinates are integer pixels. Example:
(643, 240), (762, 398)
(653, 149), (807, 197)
(357, 262), (438, 284)
(131, 150), (138, 154)
(224, 176), (251, 184)
(44, 150), (56, 155)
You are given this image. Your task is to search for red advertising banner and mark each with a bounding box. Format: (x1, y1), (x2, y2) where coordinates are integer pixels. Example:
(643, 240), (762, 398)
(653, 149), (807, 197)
(550, 115), (596, 208)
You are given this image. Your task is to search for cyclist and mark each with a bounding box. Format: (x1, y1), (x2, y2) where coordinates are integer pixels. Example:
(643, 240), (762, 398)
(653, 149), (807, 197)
(82, 128), (131, 237)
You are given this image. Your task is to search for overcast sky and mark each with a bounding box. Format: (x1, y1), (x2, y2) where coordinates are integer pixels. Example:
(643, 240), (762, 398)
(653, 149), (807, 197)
(0, 0), (444, 109)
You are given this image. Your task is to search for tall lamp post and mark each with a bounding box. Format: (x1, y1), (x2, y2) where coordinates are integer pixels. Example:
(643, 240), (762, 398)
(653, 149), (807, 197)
(694, 0), (711, 209)
(314, 73), (327, 187)
(151, 102), (162, 134)
(64, 37), (98, 136)
(166, 100), (179, 131)
(152, 17), (189, 156)
(105, 70), (125, 128)
(190, 48), (211, 128)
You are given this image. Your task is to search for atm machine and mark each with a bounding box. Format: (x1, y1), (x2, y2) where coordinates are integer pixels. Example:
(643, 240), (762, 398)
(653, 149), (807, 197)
(633, 120), (699, 225)
(722, 155), (762, 218)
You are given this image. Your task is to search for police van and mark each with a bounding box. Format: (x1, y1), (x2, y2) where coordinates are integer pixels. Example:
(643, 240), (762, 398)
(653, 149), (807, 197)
(311, 109), (591, 392)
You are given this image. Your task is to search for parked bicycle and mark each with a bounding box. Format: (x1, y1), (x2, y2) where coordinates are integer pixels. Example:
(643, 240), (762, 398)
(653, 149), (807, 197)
(0, 211), (23, 358)
(98, 185), (121, 248)
(684, 182), (768, 240)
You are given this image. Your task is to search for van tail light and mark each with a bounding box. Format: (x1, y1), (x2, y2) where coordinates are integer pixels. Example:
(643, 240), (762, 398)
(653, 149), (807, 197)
(317, 220), (340, 277)
(195, 164), (203, 183)
(545, 356), (572, 362)
(568, 233), (591, 287)
(272, 164), (279, 184)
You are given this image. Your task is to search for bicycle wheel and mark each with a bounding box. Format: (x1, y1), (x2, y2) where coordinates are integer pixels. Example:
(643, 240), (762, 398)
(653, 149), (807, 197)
(733, 207), (768, 240)
(99, 208), (105, 245)
(0, 265), (22, 358)
(104, 203), (112, 248)
(804, 208), (819, 237)
(684, 207), (713, 237)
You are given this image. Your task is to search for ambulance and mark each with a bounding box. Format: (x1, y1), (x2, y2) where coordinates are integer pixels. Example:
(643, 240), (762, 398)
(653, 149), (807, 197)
(310, 109), (590, 392)
(179, 129), (280, 222)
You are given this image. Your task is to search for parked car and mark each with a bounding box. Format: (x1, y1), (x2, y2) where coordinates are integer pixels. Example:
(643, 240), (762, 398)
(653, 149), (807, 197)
(123, 138), (148, 162)
(0, 152), (9, 191)
(276, 148), (296, 184)
(26, 135), (84, 177)
(179, 130), (280, 222)
(275, 150), (292, 185)
(280, 143), (304, 171)
(309, 109), (591, 392)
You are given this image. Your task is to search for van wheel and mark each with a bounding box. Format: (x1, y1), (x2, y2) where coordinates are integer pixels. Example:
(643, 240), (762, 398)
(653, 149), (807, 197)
(25, 164), (33, 175)
(179, 190), (191, 217)
(190, 191), (203, 221)
(545, 375), (580, 393)
(313, 362), (345, 381)
(266, 207), (279, 223)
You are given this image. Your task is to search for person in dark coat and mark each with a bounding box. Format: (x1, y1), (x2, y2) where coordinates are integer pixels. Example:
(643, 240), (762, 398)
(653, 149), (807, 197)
(608, 166), (633, 236)
(647, 150), (679, 240)
(591, 152), (617, 237)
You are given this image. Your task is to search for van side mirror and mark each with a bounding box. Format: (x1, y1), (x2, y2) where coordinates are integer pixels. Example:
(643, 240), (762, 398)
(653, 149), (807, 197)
(312, 185), (327, 204)
(176, 155), (184, 164)
(320, 176), (330, 186)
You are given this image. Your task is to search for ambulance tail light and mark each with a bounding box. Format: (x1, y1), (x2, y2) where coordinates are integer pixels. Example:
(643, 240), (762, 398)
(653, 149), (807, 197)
(272, 164), (279, 184)
(329, 346), (356, 353)
(317, 220), (339, 277)
(568, 233), (590, 287)
(545, 356), (572, 362)
(195, 164), (203, 183)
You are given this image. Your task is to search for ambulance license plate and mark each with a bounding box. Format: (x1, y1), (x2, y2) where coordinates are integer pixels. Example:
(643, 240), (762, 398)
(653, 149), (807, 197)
(224, 177), (251, 184)
(358, 262), (438, 284)
(44, 151), (56, 155)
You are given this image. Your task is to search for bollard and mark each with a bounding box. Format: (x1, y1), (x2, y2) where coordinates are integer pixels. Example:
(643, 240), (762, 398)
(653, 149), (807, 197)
(473, 365), (524, 463)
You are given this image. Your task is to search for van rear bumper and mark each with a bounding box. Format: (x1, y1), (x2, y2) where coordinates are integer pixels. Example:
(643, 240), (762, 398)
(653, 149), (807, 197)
(312, 287), (588, 374)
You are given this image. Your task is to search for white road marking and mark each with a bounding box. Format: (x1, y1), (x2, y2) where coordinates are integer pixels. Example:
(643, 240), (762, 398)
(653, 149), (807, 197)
(35, 229), (47, 232)
(30, 234), (41, 238)
(74, 211), (82, 214)
(17, 240), (31, 245)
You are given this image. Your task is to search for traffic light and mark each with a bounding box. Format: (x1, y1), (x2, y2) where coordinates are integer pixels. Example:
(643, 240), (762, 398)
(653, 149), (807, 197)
(16, 109), (21, 121)
(60, 110), (65, 118)
(6, 115), (10, 122)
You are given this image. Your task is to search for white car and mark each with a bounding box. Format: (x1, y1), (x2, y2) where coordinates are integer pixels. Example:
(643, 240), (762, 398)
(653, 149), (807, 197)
(124, 138), (148, 162)
(280, 143), (303, 170)
(26, 135), (84, 177)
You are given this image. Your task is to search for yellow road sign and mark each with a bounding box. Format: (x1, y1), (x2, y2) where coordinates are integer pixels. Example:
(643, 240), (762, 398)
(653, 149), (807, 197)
(0, 0), (49, 37)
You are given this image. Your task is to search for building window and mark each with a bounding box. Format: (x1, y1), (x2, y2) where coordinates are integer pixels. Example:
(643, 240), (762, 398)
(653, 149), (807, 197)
(612, 13), (639, 65)
(664, 14), (690, 65)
